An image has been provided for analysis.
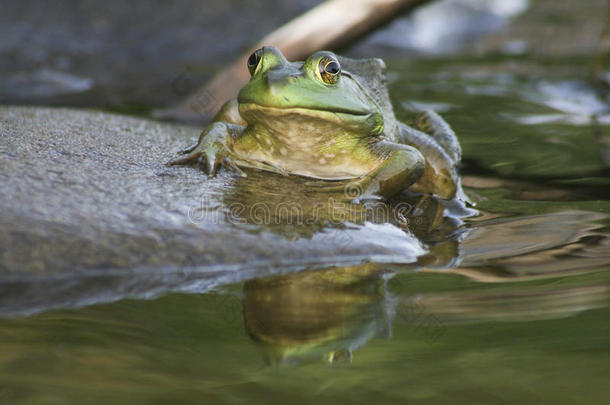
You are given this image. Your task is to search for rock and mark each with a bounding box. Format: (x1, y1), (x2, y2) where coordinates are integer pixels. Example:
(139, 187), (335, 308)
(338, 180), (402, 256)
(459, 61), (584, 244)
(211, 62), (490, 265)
(0, 106), (429, 315)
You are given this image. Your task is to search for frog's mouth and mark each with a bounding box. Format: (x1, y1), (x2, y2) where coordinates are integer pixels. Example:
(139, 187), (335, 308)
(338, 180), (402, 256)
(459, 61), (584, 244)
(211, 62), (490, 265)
(239, 103), (384, 137)
(239, 102), (371, 117)
(238, 103), (380, 131)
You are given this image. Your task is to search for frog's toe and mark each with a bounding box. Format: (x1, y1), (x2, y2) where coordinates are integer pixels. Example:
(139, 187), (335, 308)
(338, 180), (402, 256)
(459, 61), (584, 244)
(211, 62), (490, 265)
(167, 150), (204, 167)
(167, 147), (218, 176)
(207, 154), (237, 177)
(169, 146), (245, 178)
(178, 143), (199, 155)
(220, 157), (247, 177)
(203, 152), (219, 175)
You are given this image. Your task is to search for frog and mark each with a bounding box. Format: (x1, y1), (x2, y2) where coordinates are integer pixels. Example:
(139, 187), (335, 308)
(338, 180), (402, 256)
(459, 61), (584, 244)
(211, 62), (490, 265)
(243, 263), (391, 365)
(170, 46), (466, 201)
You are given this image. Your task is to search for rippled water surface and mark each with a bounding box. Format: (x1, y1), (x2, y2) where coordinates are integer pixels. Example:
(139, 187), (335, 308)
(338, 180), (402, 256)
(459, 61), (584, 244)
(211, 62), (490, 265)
(2, 2), (610, 404)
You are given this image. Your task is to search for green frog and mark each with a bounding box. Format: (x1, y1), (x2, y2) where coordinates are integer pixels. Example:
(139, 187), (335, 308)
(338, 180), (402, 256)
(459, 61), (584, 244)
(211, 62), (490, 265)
(170, 46), (465, 200)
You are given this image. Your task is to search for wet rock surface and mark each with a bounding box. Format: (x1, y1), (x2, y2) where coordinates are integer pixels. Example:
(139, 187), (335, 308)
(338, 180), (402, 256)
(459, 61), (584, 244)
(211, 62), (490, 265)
(0, 106), (427, 281)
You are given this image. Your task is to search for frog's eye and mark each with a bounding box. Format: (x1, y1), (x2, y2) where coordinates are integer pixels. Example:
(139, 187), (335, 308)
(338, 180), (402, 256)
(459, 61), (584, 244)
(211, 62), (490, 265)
(318, 57), (341, 85)
(247, 48), (263, 76)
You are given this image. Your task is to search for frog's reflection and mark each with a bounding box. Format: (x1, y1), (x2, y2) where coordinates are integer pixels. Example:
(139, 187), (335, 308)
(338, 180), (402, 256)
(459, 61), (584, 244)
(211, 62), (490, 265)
(242, 263), (393, 365)
(242, 259), (609, 366)
(237, 201), (609, 365)
(222, 169), (472, 244)
(223, 170), (470, 365)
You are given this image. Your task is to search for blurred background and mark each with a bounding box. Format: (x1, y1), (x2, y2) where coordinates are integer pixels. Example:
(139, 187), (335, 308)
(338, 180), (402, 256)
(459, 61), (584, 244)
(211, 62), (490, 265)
(1, 1), (609, 404)
(1, 0), (606, 114)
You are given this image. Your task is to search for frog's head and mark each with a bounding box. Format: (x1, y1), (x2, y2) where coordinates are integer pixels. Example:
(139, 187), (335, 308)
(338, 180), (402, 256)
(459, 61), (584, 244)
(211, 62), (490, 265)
(237, 46), (384, 139)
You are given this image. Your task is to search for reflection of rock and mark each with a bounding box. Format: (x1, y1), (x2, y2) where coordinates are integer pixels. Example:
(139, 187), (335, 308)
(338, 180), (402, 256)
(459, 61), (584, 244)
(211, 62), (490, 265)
(0, 270), (218, 318)
(459, 210), (608, 273)
(402, 285), (608, 324)
(419, 209), (610, 292)
(242, 264), (393, 364)
(408, 209), (610, 326)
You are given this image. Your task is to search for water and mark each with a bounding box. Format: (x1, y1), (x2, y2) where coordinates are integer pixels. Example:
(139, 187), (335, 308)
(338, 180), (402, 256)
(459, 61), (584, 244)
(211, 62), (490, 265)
(2, 55), (608, 403)
(1, 1), (610, 404)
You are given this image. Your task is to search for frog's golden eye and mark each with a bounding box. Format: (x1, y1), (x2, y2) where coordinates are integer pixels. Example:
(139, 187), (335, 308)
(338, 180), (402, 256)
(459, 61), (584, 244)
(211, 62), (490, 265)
(247, 48), (263, 76)
(318, 57), (341, 85)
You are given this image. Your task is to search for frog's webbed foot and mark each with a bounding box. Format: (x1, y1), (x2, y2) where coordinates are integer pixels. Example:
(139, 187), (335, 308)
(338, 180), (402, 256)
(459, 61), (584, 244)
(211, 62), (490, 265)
(168, 122), (245, 177)
(168, 144), (230, 176)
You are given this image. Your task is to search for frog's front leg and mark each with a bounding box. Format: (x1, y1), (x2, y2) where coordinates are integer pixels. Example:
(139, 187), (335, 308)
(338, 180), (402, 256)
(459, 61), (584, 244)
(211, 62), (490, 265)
(348, 141), (425, 199)
(179, 99), (245, 154)
(168, 121), (245, 176)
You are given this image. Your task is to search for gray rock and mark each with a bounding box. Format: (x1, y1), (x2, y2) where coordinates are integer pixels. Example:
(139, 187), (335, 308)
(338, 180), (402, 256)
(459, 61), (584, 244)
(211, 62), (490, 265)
(0, 106), (429, 316)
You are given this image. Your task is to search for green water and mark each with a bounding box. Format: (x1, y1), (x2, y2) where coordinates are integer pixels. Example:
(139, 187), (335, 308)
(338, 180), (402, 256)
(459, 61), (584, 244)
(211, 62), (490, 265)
(0, 273), (608, 404)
